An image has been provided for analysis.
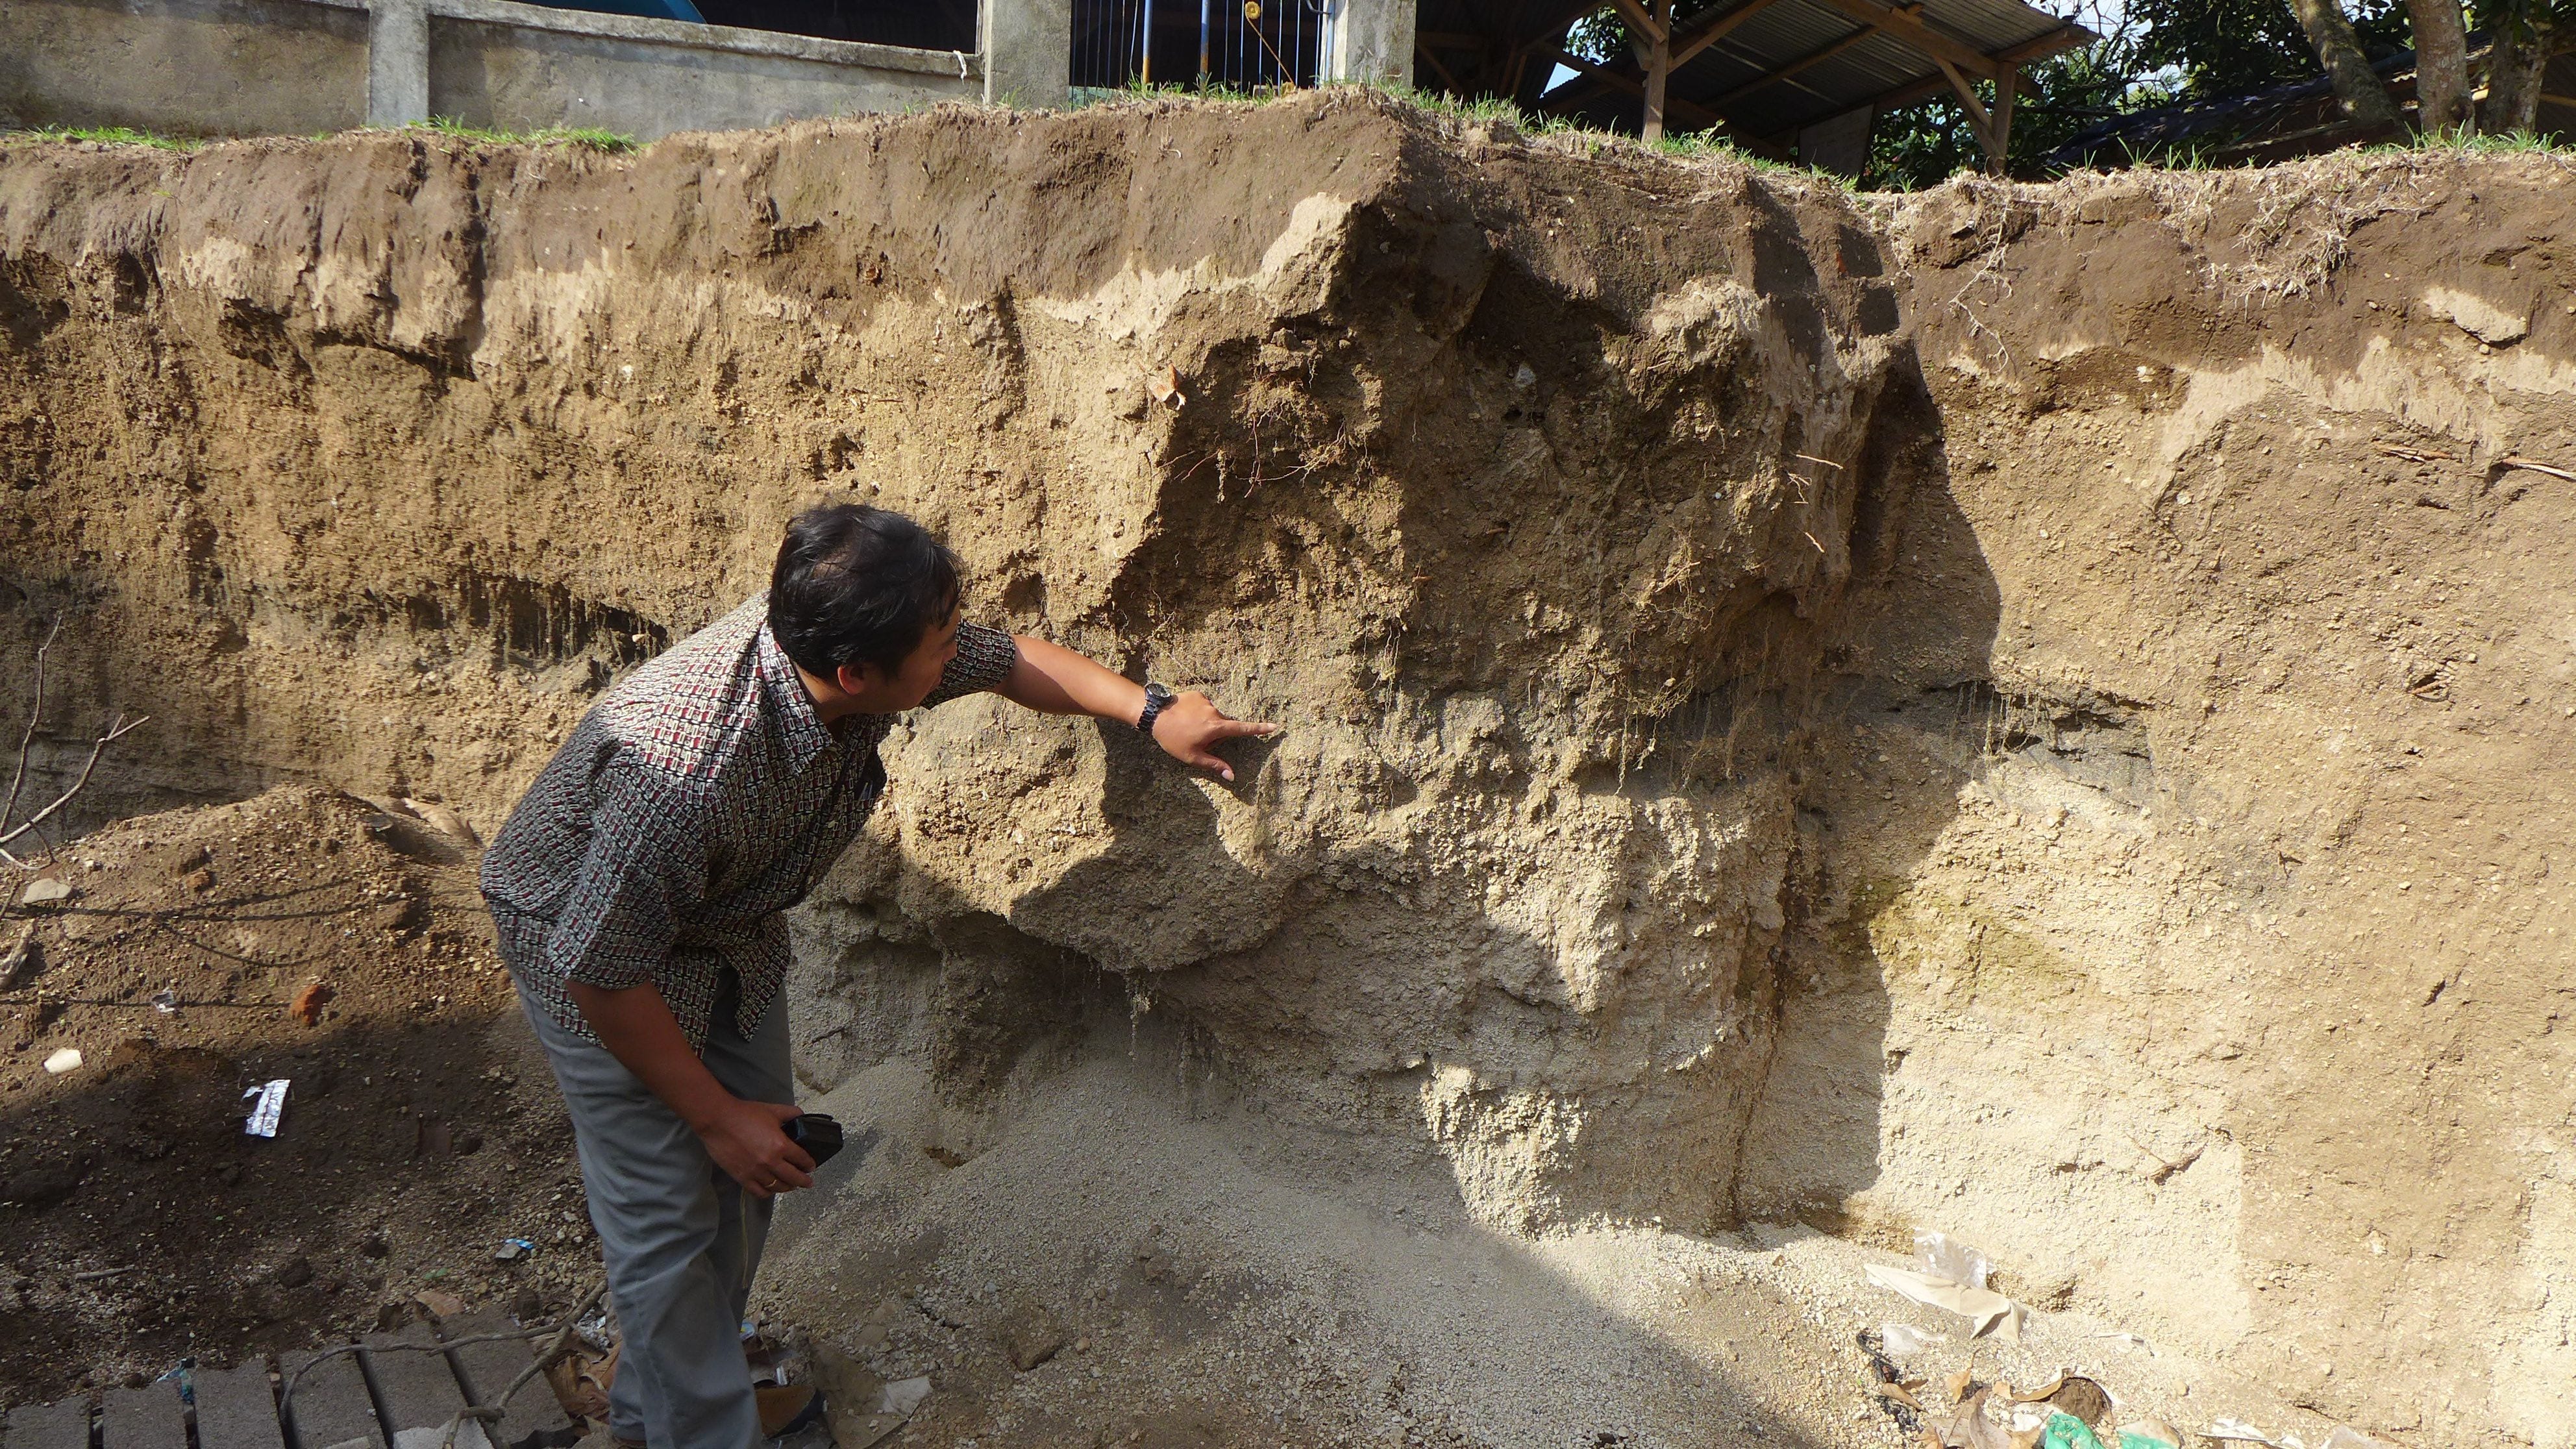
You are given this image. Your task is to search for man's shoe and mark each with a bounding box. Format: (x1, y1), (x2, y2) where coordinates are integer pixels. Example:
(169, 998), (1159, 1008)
(756, 1384), (825, 1439)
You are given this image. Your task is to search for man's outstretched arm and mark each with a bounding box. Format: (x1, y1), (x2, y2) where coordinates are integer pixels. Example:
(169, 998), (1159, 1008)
(997, 636), (1278, 782)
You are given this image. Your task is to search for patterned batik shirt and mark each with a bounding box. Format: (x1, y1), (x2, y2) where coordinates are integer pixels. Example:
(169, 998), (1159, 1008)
(478, 594), (1019, 1051)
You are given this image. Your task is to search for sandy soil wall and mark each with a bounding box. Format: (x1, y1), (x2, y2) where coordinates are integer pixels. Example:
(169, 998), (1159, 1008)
(1, 99), (2570, 1442)
(1813, 160), (2576, 1443)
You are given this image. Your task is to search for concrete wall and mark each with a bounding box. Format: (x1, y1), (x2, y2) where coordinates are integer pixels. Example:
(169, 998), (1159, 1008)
(0, 0), (1017, 140)
(1, 0), (370, 136)
(425, 0), (980, 138)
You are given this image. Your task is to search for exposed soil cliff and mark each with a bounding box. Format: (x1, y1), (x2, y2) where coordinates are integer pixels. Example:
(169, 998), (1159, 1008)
(1, 97), (2571, 1445)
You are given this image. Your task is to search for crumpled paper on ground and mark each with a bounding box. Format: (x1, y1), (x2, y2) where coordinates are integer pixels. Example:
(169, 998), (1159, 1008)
(242, 1079), (290, 1137)
(1865, 1262), (2021, 1341)
(1917, 1231), (1993, 1290)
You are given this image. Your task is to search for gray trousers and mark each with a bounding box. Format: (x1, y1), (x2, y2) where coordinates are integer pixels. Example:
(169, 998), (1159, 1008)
(502, 928), (789, 1449)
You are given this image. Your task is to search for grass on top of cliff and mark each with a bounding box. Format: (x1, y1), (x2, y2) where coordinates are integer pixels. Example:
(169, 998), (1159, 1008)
(402, 117), (638, 152)
(6, 125), (207, 151)
(2101, 124), (2573, 177)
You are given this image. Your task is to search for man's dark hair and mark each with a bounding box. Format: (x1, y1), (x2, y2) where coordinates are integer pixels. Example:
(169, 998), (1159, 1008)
(768, 503), (962, 678)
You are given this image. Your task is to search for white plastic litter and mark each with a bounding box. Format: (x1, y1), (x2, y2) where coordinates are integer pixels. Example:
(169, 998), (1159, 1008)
(2207, 1420), (2282, 1445)
(42, 1047), (82, 1074)
(242, 1078), (290, 1137)
(1879, 1322), (1936, 1357)
(1865, 1263), (2018, 1340)
(2320, 1430), (2394, 1449)
(878, 1376), (932, 1416)
(1915, 1231), (1992, 1291)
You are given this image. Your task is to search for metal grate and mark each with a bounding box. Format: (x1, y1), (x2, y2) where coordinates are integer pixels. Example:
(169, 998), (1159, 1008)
(1071, 0), (1331, 92)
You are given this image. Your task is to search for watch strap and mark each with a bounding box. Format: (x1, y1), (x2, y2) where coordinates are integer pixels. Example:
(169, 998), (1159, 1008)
(1137, 682), (1174, 734)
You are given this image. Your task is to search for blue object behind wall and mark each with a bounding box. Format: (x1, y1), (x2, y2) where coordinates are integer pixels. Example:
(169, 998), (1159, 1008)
(545, 0), (708, 22)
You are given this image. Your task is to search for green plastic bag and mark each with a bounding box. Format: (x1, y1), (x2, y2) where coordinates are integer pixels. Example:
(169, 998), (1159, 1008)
(2043, 1414), (2109, 1449)
(2042, 1414), (2178, 1449)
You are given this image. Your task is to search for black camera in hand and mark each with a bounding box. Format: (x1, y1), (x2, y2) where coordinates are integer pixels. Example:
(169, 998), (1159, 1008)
(784, 1111), (843, 1167)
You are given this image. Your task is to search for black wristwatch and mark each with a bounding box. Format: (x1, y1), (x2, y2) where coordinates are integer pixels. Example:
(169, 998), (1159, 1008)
(1137, 682), (1176, 735)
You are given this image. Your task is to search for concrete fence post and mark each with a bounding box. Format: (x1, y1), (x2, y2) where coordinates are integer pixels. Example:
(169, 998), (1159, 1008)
(367, 0), (431, 127)
(980, 0), (1071, 108)
(1328, 0), (1413, 88)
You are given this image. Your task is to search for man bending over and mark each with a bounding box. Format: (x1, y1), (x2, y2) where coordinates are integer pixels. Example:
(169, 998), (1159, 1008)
(478, 503), (1274, 1448)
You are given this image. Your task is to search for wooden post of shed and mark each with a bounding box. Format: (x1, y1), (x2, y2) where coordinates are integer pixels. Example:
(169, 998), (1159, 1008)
(1935, 55), (2017, 175)
(1643, 0), (1674, 142)
(1988, 62), (2019, 173)
(1615, 0), (1675, 142)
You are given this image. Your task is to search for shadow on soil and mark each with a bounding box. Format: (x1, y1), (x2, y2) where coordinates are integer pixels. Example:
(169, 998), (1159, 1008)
(1735, 375), (2007, 1239)
(0, 906), (570, 1399)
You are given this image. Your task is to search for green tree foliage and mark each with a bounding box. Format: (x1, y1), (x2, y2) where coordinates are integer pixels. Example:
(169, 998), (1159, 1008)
(1864, 0), (2431, 188)
(2477, 0), (2574, 130)
(2133, 0), (2408, 99)
(1565, 0), (1732, 62)
(1549, 0), (2566, 190)
(1864, 5), (2165, 188)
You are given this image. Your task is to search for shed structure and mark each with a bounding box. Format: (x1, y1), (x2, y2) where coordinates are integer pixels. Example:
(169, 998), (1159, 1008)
(1413, 0), (2089, 174)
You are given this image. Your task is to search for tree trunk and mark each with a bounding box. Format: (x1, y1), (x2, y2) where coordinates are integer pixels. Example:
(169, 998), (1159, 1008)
(2405, 0), (2471, 132)
(2481, 17), (2560, 134)
(2287, 0), (2403, 129)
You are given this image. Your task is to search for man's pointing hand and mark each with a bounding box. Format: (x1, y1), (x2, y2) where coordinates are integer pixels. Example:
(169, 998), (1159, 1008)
(1149, 692), (1280, 783)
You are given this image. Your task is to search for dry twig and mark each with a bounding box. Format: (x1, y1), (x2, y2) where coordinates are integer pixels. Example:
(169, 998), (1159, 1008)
(0, 714), (150, 867)
(1, 617), (64, 841)
(2499, 455), (2576, 484)
(275, 1281), (610, 1449)
(439, 1280), (610, 1449)
(1, 619), (150, 869)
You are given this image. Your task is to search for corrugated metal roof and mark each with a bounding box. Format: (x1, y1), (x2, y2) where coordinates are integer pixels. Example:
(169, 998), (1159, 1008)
(1520, 0), (2089, 139)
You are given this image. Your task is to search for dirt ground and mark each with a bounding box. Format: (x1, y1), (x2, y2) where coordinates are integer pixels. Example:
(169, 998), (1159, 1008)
(0, 787), (593, 1397)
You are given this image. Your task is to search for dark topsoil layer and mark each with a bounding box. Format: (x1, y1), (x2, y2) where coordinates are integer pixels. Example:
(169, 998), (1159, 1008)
(0, 787), (587, 1400)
